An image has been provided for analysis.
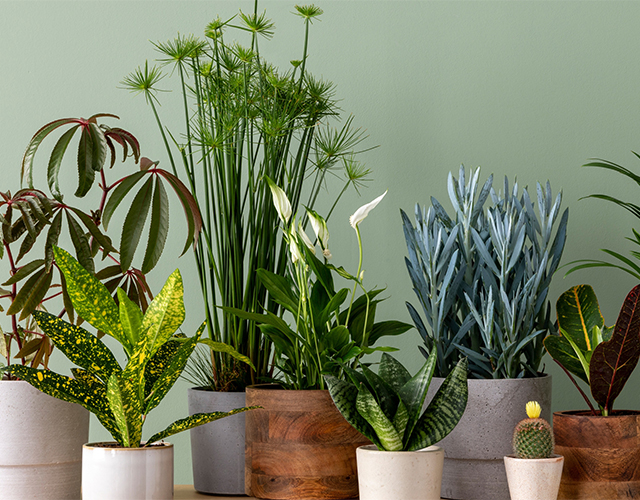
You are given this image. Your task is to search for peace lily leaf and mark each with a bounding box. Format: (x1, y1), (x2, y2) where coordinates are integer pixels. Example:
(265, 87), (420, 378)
(53, 246), (126, 346)
(590, 284), (640, 413)
(256, 269), (299, 313)
(356, 383), (403, 451)
(146, 407), (258, 446)
(406, 357), (468, 451)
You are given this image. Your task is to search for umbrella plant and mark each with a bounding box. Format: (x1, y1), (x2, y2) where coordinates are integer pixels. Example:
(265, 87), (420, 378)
(544, 284), (640, 416)
(6, 247), (254, 447)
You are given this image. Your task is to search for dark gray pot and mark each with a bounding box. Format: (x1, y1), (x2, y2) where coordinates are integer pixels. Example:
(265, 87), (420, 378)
(426, 374), (552, 500)
(188, 388), (246, 495)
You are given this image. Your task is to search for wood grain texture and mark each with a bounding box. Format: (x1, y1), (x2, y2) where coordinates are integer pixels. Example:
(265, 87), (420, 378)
(554, 410), (640, 499)
(245, 385), (370, 499)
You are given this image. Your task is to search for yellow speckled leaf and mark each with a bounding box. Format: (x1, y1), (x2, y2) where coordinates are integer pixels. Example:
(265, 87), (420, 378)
(107, 372), (143, 447)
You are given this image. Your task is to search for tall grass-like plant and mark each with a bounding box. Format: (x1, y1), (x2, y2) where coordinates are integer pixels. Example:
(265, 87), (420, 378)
(123, 3), (372, 390)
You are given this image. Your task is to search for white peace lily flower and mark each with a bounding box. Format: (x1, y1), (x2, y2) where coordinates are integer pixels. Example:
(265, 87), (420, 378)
(349, 190), (388, 229)
(323, 248), (332, 259)
(307, 209), (329, 249)
(289, 236), (303, 264)
(298, 223), (315, 255)
(265, 176), (291, 224)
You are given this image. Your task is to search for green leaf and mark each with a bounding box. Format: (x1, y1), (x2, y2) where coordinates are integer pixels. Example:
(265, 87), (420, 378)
(141, 176), (169, 274)
(65, 211), (94, 274)
(75, 126), (96, 197)
(392, 398), (409, 437)
(47, 125), (79, 200)
(102, 170), (146, 230)
(325, 375), (382, 449)
(398, 350), (436, 443)
(556, 285), (604, 353)
(32, 310), (122, 383)
(107, 372), (143, 448)
(368, 321), (413, 345)
(119, 175), (154, 272)
(44, 211), (63, 272)
(143, 334), (183, 398)
(544, 334), (589, 384)
(6, 267), (52, 320)
(53, 246), (126, 345)
(88, 122), (108, 172)
(67, 207), (117, 254)
(146, 407), (258, 446)
(406, 357), (468, 451)
(356, 383), (403, 451)
(590, 284), (640, 413)
(2, 259), (45, 286)
(256, 268), (299, 313)
(117, 288), (143, 349)
(378, 352), (412, 393)
(197, 338), (255, 370)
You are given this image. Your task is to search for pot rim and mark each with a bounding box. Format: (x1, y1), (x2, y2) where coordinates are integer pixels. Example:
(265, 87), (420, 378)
(188, 386), (246, 393)
(246, 383), (331, 394)
(83, 441), (173, 450)
(357, 444), (443, 455)
(554, 409), (640, 418)
(504, 454), (564, 463)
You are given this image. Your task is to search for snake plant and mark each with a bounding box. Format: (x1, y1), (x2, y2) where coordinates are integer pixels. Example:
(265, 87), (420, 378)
(7, 247), (255, 447)
(402, 166), (568, 378)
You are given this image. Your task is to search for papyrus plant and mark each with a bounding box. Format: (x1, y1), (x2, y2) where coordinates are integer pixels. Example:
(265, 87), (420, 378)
(8, 247), (254, 447)
(544, 284), (640, 416)
(123, 3), (373, 390)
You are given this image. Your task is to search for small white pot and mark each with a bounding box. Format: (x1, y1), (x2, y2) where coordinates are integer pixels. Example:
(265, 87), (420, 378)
(504, 454), (564, 500)
(82, 442), (173, 500)
(356, 444), (444, 500)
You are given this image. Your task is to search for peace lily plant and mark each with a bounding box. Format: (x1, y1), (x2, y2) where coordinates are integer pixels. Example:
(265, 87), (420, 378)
(6, 247), (255, 447)
(228, 182), (411, 390)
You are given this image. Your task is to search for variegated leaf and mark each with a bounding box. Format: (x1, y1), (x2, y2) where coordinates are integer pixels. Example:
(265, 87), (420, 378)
(32, 311), (121, 383)
(356, 384), (403, 451)
(398, 349), (436, 442)
(117, 288), (143, 348)
(145, 407), (258, 446)
(107, 372), (143, 448)
(144, 335), (184, 399)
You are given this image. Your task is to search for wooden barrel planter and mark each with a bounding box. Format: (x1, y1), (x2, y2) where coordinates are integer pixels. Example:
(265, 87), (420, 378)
(554, 410), (640, 499)
(245, 384), (370, 499)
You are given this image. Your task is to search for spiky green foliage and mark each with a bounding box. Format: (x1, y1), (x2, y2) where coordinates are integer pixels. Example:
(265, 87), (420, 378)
(513, 418), (554, 459)
(325, 351), (468, 451)
(8, 247), (255, 447)
(403, 165), (568, 378)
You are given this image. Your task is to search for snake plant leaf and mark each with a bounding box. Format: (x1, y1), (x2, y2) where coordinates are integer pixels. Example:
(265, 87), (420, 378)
(32, 310), (121, 383)
(406, 357), (468, 451)
(141, 176), (169, 274)
(325, 375), (382, 448)
(356, 383), (403, 451)
(590, 284), (640, 413)
(67, 207), (117, 254)
(398, 349), (436, 441)
(141, 269), (185, 360)
(378, 352), (412, 392)
(2, 259), (45, 286)
(6, 266), (52, 320)
(145, 328), (202, 414)
(256, 268), (299, 314)
(107, 372), (143, 448)
(102, 170), (146, 230)
(47, 125), (80, 200)
(361, 364), (399, 421)
(117, 289), (143, 349)
(393, 399), (409, 437)
(119, 175), (154, 272)
(146, 407), (258, 446)
(65, 211), (94, 274)
(53, 246), (126, 346)
(197, 338), (255, 370)
(544, 334), (589, 384)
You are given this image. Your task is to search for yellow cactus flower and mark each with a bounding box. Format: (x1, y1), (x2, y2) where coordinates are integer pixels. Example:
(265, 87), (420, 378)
(526, 401), (542, 419)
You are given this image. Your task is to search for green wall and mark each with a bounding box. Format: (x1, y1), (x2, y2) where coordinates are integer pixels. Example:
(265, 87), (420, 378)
(3, 0), (640, 484)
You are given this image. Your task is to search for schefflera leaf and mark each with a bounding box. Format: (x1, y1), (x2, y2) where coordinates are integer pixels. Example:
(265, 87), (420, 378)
(590, 284), (640, 413)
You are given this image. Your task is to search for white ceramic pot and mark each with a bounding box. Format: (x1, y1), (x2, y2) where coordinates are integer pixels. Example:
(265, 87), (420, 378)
(356, 444), (444, 500)
(504, 454), (564, 500)
(82, 442), (173, 500)
(0, 380), (89, 500)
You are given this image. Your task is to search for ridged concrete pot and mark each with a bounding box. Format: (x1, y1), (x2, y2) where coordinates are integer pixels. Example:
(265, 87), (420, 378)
(82, 442), (173, 499)
(356, 445), (444, 500)
(0, 380), (89, 500)
(504, 455), (564, 500)
(426, 374), (552, 500)
(188, 388), (246, 495)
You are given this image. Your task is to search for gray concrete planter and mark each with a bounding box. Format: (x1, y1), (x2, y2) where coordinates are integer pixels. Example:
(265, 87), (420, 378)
(0, 380), (89, 500)
(426, 374), (552, 500)
(188, 387), (246, 495)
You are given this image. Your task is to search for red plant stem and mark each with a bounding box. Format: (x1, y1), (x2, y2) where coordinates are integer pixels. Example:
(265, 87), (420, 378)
(4, 242), (25, 366)
(41, 291), (63, 303)
(554, 359), (598, 416)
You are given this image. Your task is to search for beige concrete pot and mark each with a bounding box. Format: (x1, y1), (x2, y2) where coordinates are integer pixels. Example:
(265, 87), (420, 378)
(0, 380), (89, 500)
(82, 442), (173, 500)
(504, 454), (564, 500)
(356, 444), (444, 500)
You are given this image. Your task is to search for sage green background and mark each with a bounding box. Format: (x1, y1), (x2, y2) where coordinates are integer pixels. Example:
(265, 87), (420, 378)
(2, 0), (640, 485)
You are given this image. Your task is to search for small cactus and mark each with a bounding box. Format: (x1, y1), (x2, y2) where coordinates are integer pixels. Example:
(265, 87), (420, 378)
(512, 401), (554, 459)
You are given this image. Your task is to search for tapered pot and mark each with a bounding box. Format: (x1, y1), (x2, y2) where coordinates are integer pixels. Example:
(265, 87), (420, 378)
(82, 442), (173, 500)
(426, 374), (552, 500)
(245, 384), (370, 499)
(356, 444), (444, 500)
(0, 380), (89, 500)
(554, 410), (640, 499)
(504, 455), (564, 500)
(188, 387), (246, 495)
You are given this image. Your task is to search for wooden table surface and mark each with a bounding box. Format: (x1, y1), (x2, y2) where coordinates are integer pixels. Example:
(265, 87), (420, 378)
(175, 485), (445, 499)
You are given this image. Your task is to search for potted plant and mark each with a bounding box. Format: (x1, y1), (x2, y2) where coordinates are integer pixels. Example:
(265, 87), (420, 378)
(503, 401), (564, 500)
(325, 351), (468, 500)
(123, 4), (374, 494)
(0, 114), (200, 499)
(543, 283), (640, 499)
(229, 184), (412, 499)
(6, 246), (255, 500)
(401, 165), (568, 500)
